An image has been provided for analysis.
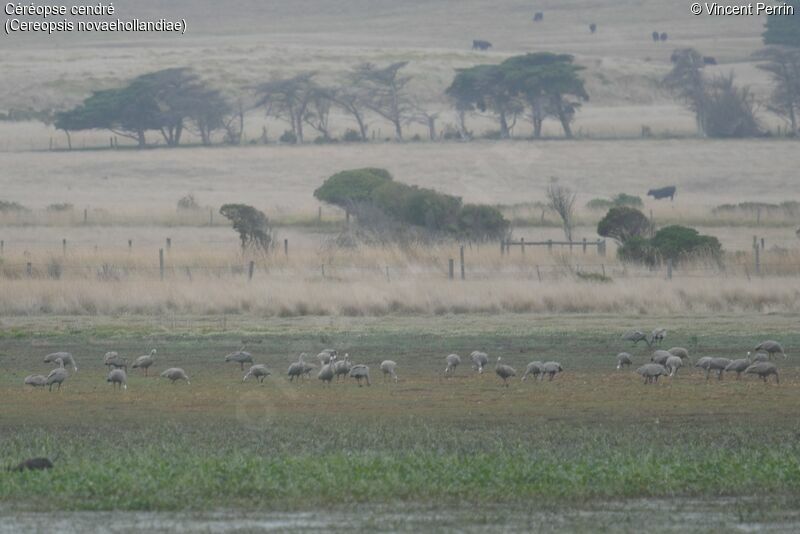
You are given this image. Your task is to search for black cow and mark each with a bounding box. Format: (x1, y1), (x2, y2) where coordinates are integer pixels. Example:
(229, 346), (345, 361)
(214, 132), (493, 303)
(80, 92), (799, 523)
(472, 40), (492, 51)
(659, 32), (668, 42)
(589, 23), (597, 34)
(703, 56), (717, 65)
(652, 31), (660, 42)
(533, 12), (544, 21)
(647, 186), (677, 201)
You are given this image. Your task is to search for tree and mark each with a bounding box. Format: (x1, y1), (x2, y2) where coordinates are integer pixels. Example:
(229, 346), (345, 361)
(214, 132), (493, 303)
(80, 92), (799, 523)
(446, 64), (522, 139)
(756, 47), (800, 135)
(219, 204), (273, 252)
(332, 69), (372, 141)
(546, 183), (577, 241)
(313, 168), (393, 211)
(763, 1), (800, 47)
(254, 72), (317, 144)
(664, 48), (708, 136)
(702, 73), (761, 138)
(597, 207), (652, 244)
(354, 62), (413, 140)
(54, 68), (226, 148)
(501, 53), (589, 138)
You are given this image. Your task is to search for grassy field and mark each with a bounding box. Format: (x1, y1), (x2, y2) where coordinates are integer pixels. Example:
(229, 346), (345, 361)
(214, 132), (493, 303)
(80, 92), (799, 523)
(1, 313), (798, 515)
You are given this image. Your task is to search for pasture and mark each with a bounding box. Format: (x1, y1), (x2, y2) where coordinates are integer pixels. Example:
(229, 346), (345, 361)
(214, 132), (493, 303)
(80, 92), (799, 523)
(2, 313), (799, 527)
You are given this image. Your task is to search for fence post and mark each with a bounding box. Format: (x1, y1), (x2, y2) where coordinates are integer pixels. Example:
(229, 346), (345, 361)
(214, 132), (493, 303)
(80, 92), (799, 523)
(520, 237), (525, 255)
(760, 237), (765, 251)
(752, 235), (757, 250)
(321, 264), (325, 278)
(385, 265), (390, 282)
(159, 249), (164, 280)
(284, 238), (288, 257)
(26, 262), (32, 276)
(667, 258), (673, 280)
(209, 207), (214, 226)
(166, 238), (171, 250)
(448, 259), (454, 280)
(62, 238), (67, 255)
(128, 239), (132, 251)
(598, 239), (606, 257)
(185, 267), (192, 281)
(248, 260), (255, 281)
(1, 240), (4, 254)
(83, 208), (88, 224)
(755, 246), (760, 275)
(536, 265), (542, 282)
(460, 246), (465, 280)
(547, 239), (553, 253)
(582, 238), (587, 254)
(318, 206), (322, 222)
(500, 239), (505, 256)
(601, 264), (606, 278)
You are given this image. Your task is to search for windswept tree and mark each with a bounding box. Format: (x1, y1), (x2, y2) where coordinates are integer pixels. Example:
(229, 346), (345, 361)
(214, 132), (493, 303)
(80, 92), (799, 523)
(220, 204), (274, 252)
(501, 53), (589, 138)
(755, 47), (800, 135)
(546, 182), (577, 241)
(597, 207), (652, 244)
(54, 68), (227, 148)
(254, 72), (317, 144)
(354, 62), (413, 141)
(664, 48), (708, 136)
(446, 64), (522, 139)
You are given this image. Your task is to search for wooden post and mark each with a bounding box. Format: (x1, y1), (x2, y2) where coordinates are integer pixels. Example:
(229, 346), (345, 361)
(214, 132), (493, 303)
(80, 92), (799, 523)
(1, 240), (4, 254)
(756, 207), (761, 225)
(601, 264), (606, 277)
(110, 136), (114, 148)
(248, 260), (255, 281)
(500, 239), (505, 256)
(284, 238), (288, 257)
(385, 265), (390, 282)
(760, 237), (765, 251)
(209, 207), (214, 226)
(667, 258), (673, 280)
(26, 262), (32, 276)
(318, 206), (322, 222)
(520, 237), (525, 255)
(185, 267), (192, 281)
(166, 238), (171, 250)
(755, 246), (760, 275)
(345, 210), (350, 226)
(582, 238), (587, 254)
(598, 239), (606, 257)
(83, 208), (88, 224)
(547, 239), (553, 253)
(459, 246), (465, 280)
(321, 264), (325, 278)
(752, 235), (758, 250)
(62, 238), (67, 255)
(159, 249), (164, 280)
(536, 265), (542, 282)
(128, 239), (132, 251)
(448, 259), (454, 280)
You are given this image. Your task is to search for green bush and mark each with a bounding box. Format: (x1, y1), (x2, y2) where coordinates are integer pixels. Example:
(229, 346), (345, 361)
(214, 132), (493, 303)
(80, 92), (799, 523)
(597, 207), (651, 244)
(46, 203), (74, 212)
(279, 130), (297, 144)
(458, 204), (510, 240)
(612, 193), (643, 207)
(650, 225), (722, 263)
(586, 198), (614, 210)
(313, 168), (393, 209)
(618, 226), (722, 266)
(0, 200), (28, 213)
(342, 129), (363, 142)
(372, 182), (461, 232)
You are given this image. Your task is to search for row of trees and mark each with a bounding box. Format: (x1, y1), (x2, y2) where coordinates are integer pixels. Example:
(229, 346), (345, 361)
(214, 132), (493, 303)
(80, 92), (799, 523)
(53, 55), (588, 148)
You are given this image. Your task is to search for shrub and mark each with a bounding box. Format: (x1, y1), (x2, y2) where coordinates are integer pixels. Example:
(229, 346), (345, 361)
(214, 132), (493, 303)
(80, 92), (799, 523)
(586, 198), (614, 210)
(458, 204), (510, 240)
(597, 207), (651, 244)
(575, 271), (612, 283)
(612, 193), (643, 207)
(177, 194), (200, 211)
(342, 129), (363, 142)
(313, 168), (393, 210)
(372, 182), (461, 232)
(46, 203), (74, 212)
(0, 200), (28, 213)
(618, 236), (659, 267)
(219, 204), (274, 252)
(279, 130), (297, 144)
(650, 225), (722, 263)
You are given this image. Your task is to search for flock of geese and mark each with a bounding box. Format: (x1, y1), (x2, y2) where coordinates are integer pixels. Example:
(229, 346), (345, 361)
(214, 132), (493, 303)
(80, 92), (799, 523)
(19, 331), (786, 392)
(620, 329), (785, 384)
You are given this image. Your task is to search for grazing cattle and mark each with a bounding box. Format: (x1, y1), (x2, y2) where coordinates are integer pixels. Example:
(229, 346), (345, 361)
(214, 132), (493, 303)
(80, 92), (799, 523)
(647, 186), (677, 201)
(533, 12), (544, 21)
(472, 39), (492, 51)
(660, 32), (668, 42)
(652, 31), (660, 42)
(703, 56), (717, 65)
(589, 23), (597, 34)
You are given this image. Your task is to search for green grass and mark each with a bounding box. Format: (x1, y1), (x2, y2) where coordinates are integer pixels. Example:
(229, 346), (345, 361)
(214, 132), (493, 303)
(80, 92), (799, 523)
(1, 313), (799, 511)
